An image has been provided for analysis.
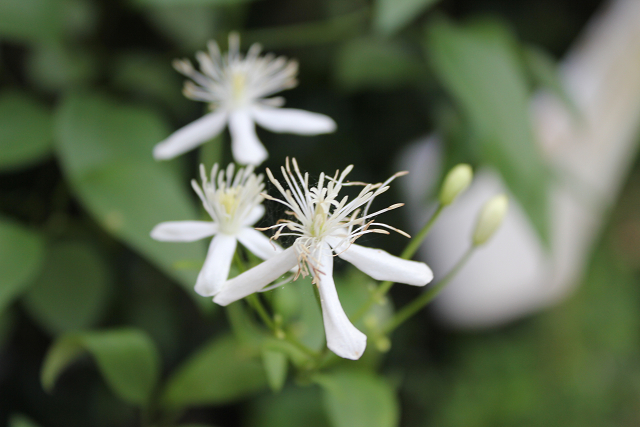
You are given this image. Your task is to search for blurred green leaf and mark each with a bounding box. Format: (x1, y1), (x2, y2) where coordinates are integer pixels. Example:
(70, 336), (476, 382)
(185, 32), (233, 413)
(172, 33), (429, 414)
(54, 92), (205, 290)
(8, 415), (41, 427)
(262, 349), (288, 392)
(247, 386), (330, 427)
(334, 37), (423, 91)
(161, 334), (267, 408)
(0, 0), (63, 42)
(426, 19), (549, 244)
(0, 217), (45, 313)
(374, 0), (440, 36)
(41, 328), (161, 405)
(112, 52), (191, 119)
(144, 6), (218, 50)
(522, 45), (580, 119)
(133, 0), (251, 5)
(0, 91), (53, 170)
(315, 370), (399, 427)
(26, 42), (97, 93)
(22, 241), (112, 335)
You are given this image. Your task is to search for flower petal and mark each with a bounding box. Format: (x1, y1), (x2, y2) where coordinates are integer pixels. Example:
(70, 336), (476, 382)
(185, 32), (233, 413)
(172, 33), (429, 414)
(228, 110), (268, 165)
(242, 205), (265, 227)
(150, 221), (217, 242)
(213, 246), (298, 306)
(194, 233), (237, 297)
(237, 227), (281, 260)
(153, 110), (227, 160)
(252, 107), (337, 135)
(333, 242), (433, 286)
(315, 249), (367, 360)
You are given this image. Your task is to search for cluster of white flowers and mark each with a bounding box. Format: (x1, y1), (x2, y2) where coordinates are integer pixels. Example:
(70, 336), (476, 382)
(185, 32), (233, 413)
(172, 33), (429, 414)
(151, 34), (433, 360)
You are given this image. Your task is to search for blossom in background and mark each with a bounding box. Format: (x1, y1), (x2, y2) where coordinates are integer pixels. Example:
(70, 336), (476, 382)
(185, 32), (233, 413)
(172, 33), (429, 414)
(213, 158), (433, 360)
(151, 163), (282, 297)
(153, 33), (337, 165)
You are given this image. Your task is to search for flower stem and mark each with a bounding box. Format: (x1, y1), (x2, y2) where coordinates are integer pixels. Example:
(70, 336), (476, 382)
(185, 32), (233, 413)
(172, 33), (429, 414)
(246, 294), (275, 330)
(383, 247), (474, 334)
(351, 203), (445, 322)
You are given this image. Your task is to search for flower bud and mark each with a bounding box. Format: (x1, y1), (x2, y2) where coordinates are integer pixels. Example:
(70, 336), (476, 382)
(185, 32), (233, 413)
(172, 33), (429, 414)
(439, 164), (473, 206)
(472, 194), (508, 246)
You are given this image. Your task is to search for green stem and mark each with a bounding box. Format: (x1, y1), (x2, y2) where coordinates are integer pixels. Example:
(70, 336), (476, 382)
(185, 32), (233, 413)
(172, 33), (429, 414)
(351, 203), (445, 322)
(247, 294), (275, 330)
(383, 247), (474, 334)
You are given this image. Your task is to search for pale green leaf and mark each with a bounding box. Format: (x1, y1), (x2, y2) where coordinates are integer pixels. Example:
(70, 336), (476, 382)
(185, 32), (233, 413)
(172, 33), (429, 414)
(334, 37), (423, 91)
(26, 42), (97, 93)
(8, 414), (42, 427)
(0, 217), (45, 313)
(22, 241), (112, 335)
(0, 91), (53, 170)
(262, 349), (288, 392)
(0, 0), (63, 42)
(426, 20), (549, 244)
(54, 92), (205, 290)
(316, 370), (399, 427)
(41, 328), (160, 405)
(161, 334), (267, 408)
(374, 0), (441, 36)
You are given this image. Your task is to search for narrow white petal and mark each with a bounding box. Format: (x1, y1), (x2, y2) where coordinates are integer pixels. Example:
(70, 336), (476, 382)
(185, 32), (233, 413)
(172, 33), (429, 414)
(252, 107), (337, 135)
(150, 221), (217, 242)
(242, 205), (265, 227)
(213, 246), (298, 306)
(334, 243), (433, 286)
(315, 250), (367, 360)
(153, 111), (227, 160)
(237, 227), (281, 260)
(228, 110), (268, 165)
(194, 233), (237, 297)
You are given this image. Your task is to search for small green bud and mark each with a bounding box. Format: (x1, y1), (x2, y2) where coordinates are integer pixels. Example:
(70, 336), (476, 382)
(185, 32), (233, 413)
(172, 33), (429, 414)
(472, 194), (508, 246)
(439, 164), (473, 206)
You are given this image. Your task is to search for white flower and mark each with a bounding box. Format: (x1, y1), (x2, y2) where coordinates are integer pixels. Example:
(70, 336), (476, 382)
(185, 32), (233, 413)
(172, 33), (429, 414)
(151, 163), (283, 297)
(213, 158), (434, 360)
(153, 33), (337, 165)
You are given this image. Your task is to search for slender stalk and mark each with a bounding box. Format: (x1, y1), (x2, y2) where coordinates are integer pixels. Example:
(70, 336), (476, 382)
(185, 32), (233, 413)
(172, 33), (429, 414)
(247, 294), (275, 330)
(351, 203), (445, 322)
(383, 248), (474, 334)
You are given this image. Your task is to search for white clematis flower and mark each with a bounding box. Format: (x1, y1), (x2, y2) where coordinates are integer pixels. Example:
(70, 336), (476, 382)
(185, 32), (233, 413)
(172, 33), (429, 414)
(153, 33), (337, 165)
(213, 158), (433, 360)
(151, 163), (282, 297)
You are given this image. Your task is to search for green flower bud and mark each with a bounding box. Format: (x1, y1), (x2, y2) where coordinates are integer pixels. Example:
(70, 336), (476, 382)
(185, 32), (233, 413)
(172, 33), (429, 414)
(439, 164), (473, 206)
(472, 194), (508, 246)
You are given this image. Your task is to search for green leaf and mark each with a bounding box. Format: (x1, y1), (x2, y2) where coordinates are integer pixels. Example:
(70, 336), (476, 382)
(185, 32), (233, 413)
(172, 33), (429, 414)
(41, 328), (161, 405)
(426, 19), (549, 244)
(26, 42), (98, 93)
(22, 241), (112, 335)
(374, 0), (440, 36)
(315, 370), (399, 427)
(54, 92), (205, 290)
(334, 37), (423, 91)
(0, 91), (53, 170)
(0, 0), (63, 42)
(0, 217), (45, 313)
(161, 334), (267, 408)
(522, 45), (580, 119)
(133, 0), (252, 5)
(262, 349), (288, 392)
(247, 386), (330, 427)
(143, 5), (218, 50)
(8, 414), (42, 427)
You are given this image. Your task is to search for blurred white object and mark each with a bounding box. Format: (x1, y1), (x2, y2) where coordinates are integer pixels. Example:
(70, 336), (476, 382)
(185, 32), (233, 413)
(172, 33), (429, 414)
(400, 0), (640, 328)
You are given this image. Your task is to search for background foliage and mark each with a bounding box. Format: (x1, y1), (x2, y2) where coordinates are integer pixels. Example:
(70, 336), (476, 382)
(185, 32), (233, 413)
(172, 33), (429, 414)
(3, 0), (640, 426)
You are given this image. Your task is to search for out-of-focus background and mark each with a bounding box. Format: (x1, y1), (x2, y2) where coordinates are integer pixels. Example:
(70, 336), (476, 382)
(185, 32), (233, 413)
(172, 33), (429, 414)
(2, 0), (640, 426)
